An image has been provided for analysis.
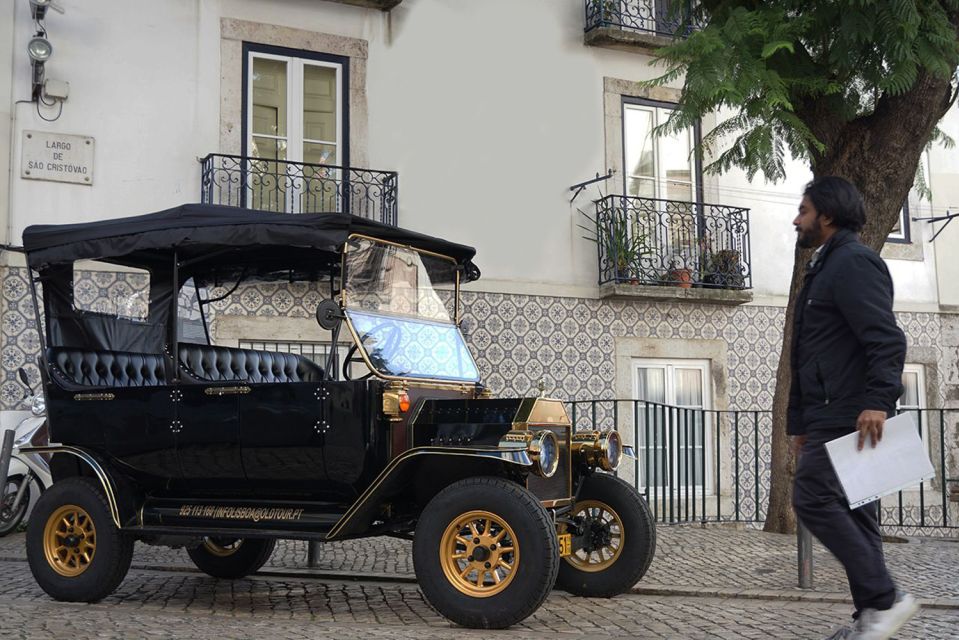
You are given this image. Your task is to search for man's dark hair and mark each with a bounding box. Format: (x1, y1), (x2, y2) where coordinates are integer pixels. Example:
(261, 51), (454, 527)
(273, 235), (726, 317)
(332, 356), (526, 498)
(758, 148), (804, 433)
(802, 176), (867, 232)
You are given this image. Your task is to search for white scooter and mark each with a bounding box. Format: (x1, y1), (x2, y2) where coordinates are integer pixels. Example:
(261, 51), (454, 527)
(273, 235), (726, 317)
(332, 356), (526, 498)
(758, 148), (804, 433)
(0, 368), (50, 536)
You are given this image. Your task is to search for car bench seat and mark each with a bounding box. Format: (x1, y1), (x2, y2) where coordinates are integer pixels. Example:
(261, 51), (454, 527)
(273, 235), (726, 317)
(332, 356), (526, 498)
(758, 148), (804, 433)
(48, 347), (168, 388)
(177, 343), (324, 384)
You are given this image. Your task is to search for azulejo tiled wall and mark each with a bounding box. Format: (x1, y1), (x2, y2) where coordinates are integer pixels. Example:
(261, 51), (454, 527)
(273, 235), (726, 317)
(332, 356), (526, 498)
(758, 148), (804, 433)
(2, 265), (950, 411)
(2, 265), (956, 530)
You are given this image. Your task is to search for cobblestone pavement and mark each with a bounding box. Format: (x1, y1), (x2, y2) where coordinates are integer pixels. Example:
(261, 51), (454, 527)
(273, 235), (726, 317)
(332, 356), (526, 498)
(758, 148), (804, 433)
(1, 525), (957, 638)
(2, 560), (958, 639)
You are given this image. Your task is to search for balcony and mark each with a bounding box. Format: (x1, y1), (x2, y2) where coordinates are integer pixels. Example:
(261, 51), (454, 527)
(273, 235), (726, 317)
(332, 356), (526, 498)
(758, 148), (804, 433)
(325, 0), (403, 10)
(591, 195), (752, 304)
(584, 0), (702, 53)
(200, 153), (398, 226)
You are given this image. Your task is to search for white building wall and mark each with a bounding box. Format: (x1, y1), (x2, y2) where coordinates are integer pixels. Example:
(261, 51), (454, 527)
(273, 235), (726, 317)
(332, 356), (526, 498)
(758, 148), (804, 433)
(4, 0), (955, 310)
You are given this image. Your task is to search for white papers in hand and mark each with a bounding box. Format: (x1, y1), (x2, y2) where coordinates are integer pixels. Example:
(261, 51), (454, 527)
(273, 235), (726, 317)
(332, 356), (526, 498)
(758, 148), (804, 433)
(824, 412), (936, 509)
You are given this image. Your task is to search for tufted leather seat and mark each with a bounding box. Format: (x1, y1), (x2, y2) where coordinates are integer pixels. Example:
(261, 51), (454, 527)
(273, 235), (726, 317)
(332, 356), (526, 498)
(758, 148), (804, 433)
(177, 344), (324, 384)
(49, 347), (168, 388)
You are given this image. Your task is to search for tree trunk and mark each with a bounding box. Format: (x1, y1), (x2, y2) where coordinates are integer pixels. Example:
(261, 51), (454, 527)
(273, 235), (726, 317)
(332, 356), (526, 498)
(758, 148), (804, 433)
(763, 67), (957, 534)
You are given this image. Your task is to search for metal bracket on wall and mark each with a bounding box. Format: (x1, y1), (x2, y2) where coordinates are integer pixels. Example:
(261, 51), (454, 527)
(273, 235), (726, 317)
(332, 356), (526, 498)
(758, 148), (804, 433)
(569, 169), (615, 203)
(913, 209), (957, 242)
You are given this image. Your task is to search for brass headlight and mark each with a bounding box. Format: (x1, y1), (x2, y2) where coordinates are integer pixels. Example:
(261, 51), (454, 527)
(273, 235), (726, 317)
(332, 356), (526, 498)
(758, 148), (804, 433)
(572, 430), (623, 471)
(529, 429), (559, 478)
(498, 429), (559, 478)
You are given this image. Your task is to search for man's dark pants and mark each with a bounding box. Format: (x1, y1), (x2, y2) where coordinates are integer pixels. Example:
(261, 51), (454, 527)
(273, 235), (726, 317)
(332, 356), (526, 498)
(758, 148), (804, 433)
(792, 432), (897, 614)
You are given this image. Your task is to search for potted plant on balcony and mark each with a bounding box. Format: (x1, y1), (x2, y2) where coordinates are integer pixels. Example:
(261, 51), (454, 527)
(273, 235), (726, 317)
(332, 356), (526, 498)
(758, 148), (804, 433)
(589, 0), (621, 25)
(704, 249), (745, 289)
(656, 259), (693, 288)
(606, 222), (649, 283)
(581, 208), (650, 284)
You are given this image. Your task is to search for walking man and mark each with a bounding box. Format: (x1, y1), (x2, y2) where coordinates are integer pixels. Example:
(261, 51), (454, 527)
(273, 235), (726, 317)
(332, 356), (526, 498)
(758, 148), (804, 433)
(788, 177), (918, 640)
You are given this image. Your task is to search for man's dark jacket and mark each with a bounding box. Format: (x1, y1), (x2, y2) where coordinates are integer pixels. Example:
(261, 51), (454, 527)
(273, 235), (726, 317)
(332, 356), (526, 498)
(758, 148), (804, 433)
(787, 229), (906, 436)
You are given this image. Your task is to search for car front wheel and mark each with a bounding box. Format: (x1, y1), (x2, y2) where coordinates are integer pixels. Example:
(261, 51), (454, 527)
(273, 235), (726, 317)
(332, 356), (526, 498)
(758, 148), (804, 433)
(556, 472), (656, 597)
(413, 476), (558, 629)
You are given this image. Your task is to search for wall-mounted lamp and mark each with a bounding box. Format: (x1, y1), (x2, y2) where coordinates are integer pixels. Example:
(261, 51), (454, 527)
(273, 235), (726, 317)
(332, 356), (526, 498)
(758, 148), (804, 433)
(28, 35), (52, 101)
(30, 0), (64, 21)
(26, 0), (65, 105)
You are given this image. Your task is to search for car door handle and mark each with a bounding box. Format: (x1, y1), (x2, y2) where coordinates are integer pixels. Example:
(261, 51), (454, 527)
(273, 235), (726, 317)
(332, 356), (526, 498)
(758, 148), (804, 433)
(204, 386), (251, 396)
(73, 392), (115, 401)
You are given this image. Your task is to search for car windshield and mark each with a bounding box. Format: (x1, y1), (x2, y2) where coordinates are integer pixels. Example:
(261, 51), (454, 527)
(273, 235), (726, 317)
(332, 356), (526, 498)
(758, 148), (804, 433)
(343, 236), (479, 383)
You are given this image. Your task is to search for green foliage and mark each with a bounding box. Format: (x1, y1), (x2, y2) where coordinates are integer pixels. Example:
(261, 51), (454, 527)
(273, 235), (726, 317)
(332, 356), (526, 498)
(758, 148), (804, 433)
(579, 209), (649, 276)
(643, 0), (959, 182)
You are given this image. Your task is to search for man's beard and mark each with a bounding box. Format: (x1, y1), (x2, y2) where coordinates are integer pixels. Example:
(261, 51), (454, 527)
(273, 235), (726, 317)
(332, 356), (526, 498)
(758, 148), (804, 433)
(796, 221), (822, 248)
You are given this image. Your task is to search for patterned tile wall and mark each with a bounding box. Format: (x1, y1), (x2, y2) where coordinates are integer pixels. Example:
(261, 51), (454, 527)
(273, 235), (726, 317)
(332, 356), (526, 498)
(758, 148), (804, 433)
(1, 265), (955, 532)
(2, 264), (950, 410)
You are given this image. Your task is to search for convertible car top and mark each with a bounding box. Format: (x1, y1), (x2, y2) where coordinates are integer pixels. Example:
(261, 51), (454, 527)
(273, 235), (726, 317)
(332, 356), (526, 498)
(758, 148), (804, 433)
(21, 203), (479, 278)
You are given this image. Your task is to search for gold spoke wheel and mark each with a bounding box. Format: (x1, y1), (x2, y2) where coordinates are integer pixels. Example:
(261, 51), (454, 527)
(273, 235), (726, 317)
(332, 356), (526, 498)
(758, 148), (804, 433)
(564, 499), (624, 573)
(439, 510), (519, 597)
(43, 504), (97, 577)
(202, 538), (244, 557)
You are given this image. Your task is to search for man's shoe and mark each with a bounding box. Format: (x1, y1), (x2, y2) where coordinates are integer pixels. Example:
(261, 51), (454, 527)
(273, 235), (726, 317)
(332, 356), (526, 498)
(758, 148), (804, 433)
(823, 624), (856, 639)
(851, 593), (920, 640)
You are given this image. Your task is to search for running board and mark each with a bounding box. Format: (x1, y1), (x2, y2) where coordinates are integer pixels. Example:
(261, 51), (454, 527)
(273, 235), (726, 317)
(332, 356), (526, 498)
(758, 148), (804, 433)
(137, 497), (344, 536)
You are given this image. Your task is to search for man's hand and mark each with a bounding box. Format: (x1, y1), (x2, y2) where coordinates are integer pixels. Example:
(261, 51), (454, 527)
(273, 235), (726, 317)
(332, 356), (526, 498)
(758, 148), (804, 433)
(793, 435), (807, 457)
(856, 410), (887, 450)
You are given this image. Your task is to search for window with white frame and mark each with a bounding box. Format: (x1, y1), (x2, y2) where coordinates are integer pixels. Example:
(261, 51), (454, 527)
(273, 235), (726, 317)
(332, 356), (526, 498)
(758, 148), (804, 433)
(887, 200), (911, 243)
(632, 359), (711, 493)
(895, 364), (931, 492)
(623, 100), (696, 202)
(245, 46), (347, 213)
(898, 364), (927, 441)
(623, 98), (701, 264)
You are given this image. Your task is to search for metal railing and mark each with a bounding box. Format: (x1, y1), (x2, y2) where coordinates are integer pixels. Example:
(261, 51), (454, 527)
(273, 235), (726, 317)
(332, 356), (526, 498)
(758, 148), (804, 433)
(593, 195), (752, 289)
(585, 0), (702, 38)
(566, 399), (959, 532)
(200, 153), (398, 226)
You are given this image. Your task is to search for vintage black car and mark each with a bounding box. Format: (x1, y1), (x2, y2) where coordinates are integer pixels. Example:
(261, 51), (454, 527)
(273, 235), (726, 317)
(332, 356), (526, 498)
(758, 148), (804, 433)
(17, 204), (655, 628)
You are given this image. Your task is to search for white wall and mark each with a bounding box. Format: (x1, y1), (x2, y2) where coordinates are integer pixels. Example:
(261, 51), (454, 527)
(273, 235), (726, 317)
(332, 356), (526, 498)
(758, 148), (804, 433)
(3, 0), (955, 308)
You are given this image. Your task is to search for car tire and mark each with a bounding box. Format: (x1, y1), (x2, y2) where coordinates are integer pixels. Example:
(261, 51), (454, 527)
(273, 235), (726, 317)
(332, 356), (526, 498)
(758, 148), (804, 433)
(556, 472), (656, 597)
(0, 475), (31, 536)
(187, 537), (276, 579)
(26, 476), (133, 602)
(413, 476), (559, 629)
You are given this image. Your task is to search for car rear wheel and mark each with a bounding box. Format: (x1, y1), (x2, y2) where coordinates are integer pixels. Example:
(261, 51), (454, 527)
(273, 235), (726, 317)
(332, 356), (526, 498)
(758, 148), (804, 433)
(187, 537), (276, 579)
(26, 477), (133, 602)
(556, 473), (655, 597)
(413, 477), (558, 629)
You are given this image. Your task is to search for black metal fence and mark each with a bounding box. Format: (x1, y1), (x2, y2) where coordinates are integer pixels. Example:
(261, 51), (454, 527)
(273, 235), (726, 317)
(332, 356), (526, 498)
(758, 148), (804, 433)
(200, 153), (398, 226)
(566, 399), (959, 533)
(594, 195), (752, 289)
(585, 0), (702, 38)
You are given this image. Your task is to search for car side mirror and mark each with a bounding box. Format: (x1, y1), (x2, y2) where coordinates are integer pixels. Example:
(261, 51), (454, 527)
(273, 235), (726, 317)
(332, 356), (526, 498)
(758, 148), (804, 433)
(315, 299), (343, 331)
(17, 367), (34, 397)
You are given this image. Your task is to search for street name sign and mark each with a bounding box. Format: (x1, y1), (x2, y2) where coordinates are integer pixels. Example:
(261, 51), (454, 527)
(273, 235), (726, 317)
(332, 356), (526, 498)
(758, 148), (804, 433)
(21, 130), (95, 185)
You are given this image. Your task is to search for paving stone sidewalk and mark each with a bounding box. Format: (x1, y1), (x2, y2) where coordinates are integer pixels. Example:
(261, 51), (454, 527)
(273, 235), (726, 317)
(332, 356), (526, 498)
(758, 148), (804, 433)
(2, 523), (956, 607)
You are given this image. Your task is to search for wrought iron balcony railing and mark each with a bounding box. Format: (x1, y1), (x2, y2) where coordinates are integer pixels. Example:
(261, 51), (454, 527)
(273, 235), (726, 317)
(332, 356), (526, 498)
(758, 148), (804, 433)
(585, 0), (702, 38)
(200, 153), (398, 226)
(593, 194), (752, 289)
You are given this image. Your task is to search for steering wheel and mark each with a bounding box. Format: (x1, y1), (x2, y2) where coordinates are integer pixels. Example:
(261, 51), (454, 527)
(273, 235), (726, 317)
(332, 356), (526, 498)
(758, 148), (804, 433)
(343, 322), (403, 381)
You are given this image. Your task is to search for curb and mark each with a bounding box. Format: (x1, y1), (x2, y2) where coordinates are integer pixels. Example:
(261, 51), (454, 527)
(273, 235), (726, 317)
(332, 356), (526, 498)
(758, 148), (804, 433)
(4, 555), (958, 610)
(630, 584), (959, 611)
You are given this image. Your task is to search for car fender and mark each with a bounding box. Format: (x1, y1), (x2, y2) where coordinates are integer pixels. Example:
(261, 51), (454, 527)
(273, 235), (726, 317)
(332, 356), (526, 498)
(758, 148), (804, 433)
(328, 446), (531, 540)
(16, 444), (125, 528)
